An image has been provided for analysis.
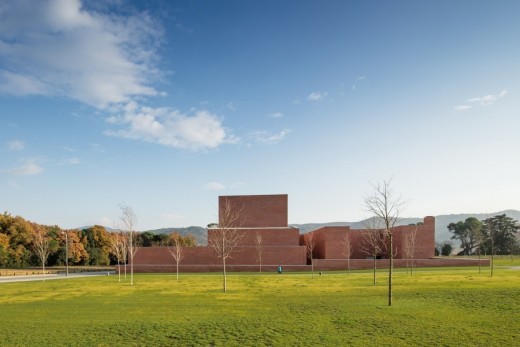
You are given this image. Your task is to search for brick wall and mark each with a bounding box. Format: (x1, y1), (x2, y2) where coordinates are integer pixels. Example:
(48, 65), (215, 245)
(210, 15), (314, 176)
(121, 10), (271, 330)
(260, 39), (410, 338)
(208, 227), (300, 247)
(219, 194), (288, 227)
(304, 217), (435, 260)
(134, 244), (307, 269)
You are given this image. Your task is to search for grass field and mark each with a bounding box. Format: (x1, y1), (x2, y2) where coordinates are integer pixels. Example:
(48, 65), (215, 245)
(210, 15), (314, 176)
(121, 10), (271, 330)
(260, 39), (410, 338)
(1, 257), (519, 346)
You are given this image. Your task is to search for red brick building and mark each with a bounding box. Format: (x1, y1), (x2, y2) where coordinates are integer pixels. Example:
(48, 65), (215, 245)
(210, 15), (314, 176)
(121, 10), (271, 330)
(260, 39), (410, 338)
(134, 194), (483, 272)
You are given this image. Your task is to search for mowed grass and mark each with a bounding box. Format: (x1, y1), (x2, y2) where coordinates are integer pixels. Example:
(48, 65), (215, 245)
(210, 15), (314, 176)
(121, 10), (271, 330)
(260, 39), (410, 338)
(1, 259), (519, 346)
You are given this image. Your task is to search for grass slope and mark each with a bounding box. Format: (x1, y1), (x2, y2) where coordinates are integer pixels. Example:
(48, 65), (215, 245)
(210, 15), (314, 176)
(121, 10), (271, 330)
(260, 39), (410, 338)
(1, 258), (519, 346)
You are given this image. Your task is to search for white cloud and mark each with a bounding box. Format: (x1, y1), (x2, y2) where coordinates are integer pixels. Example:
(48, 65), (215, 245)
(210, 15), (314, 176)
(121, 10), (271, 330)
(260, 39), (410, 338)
(8, 158), (44, 176)
(105, 106), (228, 150)
(0, 0), (162, 109)
(454, 105), (472, 111)
(250, 129), (291, 145)
(204, 182), (226, 190)
(467, 89), (507, 106)
(7, 140), (25, 151)
(0, 1), (236, 151)
(269, 112), (284, 118)
(308, 91), (328, 102)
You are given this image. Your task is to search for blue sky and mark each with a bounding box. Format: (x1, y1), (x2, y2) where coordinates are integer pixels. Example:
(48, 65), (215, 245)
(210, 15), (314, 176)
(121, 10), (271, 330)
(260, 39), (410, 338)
(1, 0), (519, 230)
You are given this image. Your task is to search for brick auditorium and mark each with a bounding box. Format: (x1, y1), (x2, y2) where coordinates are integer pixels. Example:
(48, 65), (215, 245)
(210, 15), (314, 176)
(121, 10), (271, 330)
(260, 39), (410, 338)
(134, 194), (484, 272)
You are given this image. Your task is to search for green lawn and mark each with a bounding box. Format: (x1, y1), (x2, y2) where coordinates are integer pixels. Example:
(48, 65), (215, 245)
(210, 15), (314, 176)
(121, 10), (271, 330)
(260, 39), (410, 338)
(1, 259), (519, 346)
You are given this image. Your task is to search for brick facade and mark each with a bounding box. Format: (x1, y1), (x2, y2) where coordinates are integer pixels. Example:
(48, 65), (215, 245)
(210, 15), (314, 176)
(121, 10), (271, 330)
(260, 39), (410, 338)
(133, 194), (481, 272)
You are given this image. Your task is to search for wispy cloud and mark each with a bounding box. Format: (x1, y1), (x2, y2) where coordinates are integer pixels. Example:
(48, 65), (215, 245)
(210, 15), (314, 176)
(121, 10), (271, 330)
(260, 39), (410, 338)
(467, 89), (507, 106)
(352, 75), (366, 90)
(269, 112), (284, 118)
(307, 91), (328, 102)
(454, 105), (472, 111)
(204, 182), (226, 190)
(7, 140), (25, 151)
(0, 0), (163, 109)
(454, 89), (507, 112)
(249, 129), (291, 145)
(0, 1), (234, 151)
(105, 106), (228, 150)
(8, 158), (44, 176)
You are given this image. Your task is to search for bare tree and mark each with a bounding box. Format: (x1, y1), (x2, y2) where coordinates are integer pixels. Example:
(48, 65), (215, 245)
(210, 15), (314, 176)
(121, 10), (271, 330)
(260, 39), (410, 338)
(404, 226), (417, 276)
(342, 230), (352, 275)
(255, 232), (263, 274)
(120, 204), (139, 286)
(362, 222), (385, 285)
(109, 232), (125, 283)
(169, 233), (183, 280)
(303, 232), (316, 278)
(208, 198), (244, 293)
(364, 179), (405, 306)
(31, 224), (51, 281)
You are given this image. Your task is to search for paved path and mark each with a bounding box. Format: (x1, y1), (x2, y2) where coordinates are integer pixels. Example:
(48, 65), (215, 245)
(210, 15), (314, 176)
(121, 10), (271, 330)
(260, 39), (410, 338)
(0, 271), (115, 283)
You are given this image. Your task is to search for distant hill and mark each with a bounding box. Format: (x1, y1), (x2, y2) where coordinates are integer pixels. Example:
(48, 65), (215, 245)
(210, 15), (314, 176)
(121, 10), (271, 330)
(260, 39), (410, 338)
(141, 226), (207, 245)
(78, 210), (520, 248)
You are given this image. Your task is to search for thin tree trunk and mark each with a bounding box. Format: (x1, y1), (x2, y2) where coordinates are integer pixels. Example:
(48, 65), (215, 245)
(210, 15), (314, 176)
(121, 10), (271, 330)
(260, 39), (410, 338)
(311, 257), (314, 278)
(223, 257), (227, 293)
(478, 251), (481, 274)
(347, 258), (350, 275)
(491, 238), (494, 277)
(411, 256), (414, 277)
(118, 263), (121, 283)
(389, 234), (393, 306)
(176, 261), (179, 280)
(373, 255), (377, 285)
(42, 263), (46, 282)
(130, 253), (134, 286)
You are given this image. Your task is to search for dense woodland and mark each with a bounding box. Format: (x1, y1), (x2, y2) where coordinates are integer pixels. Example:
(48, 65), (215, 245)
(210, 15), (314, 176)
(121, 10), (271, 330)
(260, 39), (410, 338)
(0, 212), (196, 268)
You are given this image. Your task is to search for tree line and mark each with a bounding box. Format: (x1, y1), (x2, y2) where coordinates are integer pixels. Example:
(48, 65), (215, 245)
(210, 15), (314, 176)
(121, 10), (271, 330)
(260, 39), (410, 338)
(447, 214), (520, 256)
(0, 212), (195, 268)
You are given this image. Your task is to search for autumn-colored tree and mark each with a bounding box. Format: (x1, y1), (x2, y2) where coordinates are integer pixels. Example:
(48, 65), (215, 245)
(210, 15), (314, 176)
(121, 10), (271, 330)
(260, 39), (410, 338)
(81, 225), (112, 265)
(64, 230), (89, 265)
(0, 213), (33, 267)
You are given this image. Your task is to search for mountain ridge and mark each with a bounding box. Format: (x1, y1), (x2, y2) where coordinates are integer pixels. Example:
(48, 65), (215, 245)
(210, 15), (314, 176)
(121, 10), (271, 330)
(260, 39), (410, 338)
(80, 210), (520, 247)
